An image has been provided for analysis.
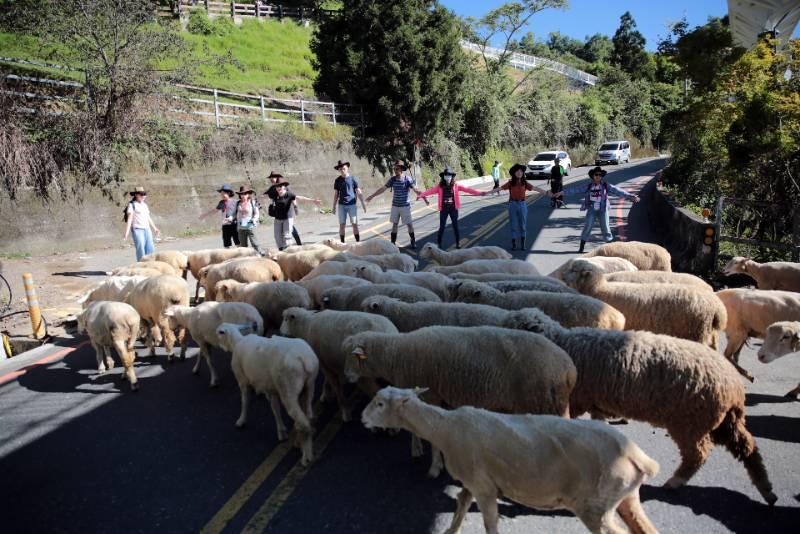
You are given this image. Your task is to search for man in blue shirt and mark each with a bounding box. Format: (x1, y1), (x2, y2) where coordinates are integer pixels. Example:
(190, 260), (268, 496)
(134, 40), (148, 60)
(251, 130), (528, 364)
(366, 159), (428, 249)
(332, 160), (368, 243)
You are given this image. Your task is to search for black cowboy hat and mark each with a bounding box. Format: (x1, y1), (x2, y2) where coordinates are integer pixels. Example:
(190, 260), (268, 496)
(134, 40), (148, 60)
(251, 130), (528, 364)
(589, 166), (607, 178)
(334, 160), (350, 170)
(129, 186), (147, 196)
(509, 163), (527, 177)
(267, 170), (284, 180)
(392, 159), (407, 171)
(439, 165), (457, 178)
(273, 179), (290, 187)
(236, 185), (255, 195)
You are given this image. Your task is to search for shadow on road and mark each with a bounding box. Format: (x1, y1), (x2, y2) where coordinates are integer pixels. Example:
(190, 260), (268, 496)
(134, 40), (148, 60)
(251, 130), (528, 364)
(52, 271), (109, 278)
(746, 414), (800, 444)
(745, 392), (796, 407)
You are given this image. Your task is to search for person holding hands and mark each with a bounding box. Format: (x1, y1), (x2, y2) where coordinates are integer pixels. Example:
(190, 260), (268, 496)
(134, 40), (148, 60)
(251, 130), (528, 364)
(365, 159), (428, 250)
(496, 164), (548, 251)
(417, 165), (486, 249)
(331, 160), (367, 243)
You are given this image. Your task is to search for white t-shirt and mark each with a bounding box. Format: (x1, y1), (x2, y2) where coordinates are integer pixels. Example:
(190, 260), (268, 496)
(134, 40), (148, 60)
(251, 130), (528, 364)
(126, 200), (151, 229)
(589, 183), (604, 211)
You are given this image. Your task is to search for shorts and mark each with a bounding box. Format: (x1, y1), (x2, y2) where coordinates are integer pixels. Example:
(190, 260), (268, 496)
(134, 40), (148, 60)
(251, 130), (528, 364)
(389, 204), (412, 225)
(337, 204), (358, 225)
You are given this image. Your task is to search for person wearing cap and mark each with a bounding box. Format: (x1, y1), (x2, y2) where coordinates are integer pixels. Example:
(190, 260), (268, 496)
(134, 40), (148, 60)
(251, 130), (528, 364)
(265, 171), (305, 246)
(234, 185), (265, 255)
(199, 184), (239, 248)
(365, 159), (428, 249)
(555, 166), (640, 252)
(549, 157), (565, 209)
(123, 186), (161, 261)
(417, 166), (486, 249)
(331, 160), (367, 243)
(496, 164), (548, 251)
(491, 160), (502, 196)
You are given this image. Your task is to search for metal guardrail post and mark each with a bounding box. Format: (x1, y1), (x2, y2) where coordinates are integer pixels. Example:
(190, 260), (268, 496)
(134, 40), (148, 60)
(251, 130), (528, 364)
(204, 0), (209, 14)
(255, 1), (261, 18)
(331, 102), (336, 126)
(300, 99), (306, 127)
(713, 196), (725, 268)
(278, 4), (283, 20)
(230, 1), (235, 19)
(22, 273), (46, 339)
(213, 88), (220, 128)
(260, 95), (265, 121)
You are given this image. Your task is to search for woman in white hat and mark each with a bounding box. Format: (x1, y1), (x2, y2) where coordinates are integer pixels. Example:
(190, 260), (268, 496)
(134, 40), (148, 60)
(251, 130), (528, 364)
(123, 186), (161, 261)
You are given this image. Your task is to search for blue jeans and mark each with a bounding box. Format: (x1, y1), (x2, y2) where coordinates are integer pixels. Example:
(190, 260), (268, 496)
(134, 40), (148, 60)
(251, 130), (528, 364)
(132, 228), (155, 261)
(581, 208), (613, 242)
(508, 200), (527, 240)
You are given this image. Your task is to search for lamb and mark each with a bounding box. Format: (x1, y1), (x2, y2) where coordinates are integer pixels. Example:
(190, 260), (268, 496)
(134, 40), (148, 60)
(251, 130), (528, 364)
(330, 251), (417, 273)
(486, 280), (578, 294)
(322, 238), (400, 256)
(503, 307), (777, 505)
(583, 240), (672, 271)
(715, 288), (800, 380)
(76, 301), (141, 391)
(141, 251), (189, 278)
(426, 258), (540, 276)
(215, 280), (311, 329)
(200, 256), (283, 301)
(758, 321), (800, 398)
(111, 261), (178, 277)
(418, 242), (511, 265)
(124, 274), (190, 360)
(606, 270), (713, 292)
(548, 256), (638, 280)
(562, 259), (726, 348)
(450, 279), (625, 330)
(186, 247), (261, 302)
(164, 302), (264, 387)
(343, 326), (577, 477)
(321, 283), (440, 311)
(296, 275), (371, 308)
(217, 323), (319, 466)
(723, 256), (800, 292)
(363, 387), (660, 534)
(273, 246), (340, 281)
(280, 307), (398, 422)
(352, 263), (451, 300)
(300, 259), (375, 281)
(77, 275), (147, 308)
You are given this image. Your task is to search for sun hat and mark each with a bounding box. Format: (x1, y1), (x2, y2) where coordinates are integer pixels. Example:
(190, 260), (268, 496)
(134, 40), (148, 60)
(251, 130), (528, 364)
(589, 166), (607, 178)
(392, 159), (407, 171)
(334, 160), (350, 170)
(439, 165), (457, 178)
(217, 184), (234, 194)
(129, 186), (147, 196)
(509, 163), (527, 177)
(274, 179), (290, 187)
(267, 171), (284, 180)
(236, 185), (255, 195)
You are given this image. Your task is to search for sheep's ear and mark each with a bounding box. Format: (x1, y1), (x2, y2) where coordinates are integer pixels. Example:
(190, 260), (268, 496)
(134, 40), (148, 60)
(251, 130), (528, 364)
(164, 307), (175, 317)
(580, 270), (591, 278)
(369, 301), (379, 311)
(413, 387), (429, 397)
(472, 288), (481, 297)
(352, 346), (367, 360)
(793, 332), (800, 351)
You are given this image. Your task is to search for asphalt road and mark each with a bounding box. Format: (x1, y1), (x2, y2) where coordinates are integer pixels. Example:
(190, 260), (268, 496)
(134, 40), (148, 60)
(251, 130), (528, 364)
(1, 158), (798, 533)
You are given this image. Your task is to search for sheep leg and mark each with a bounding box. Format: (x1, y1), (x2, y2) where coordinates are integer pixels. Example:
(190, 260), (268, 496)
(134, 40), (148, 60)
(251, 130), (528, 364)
(575, 504), (622, 534)
(281, 390), (314, 465)
(411, 434), (424, 458)
(664, 434), (712, 488)
(178, 326), (187, 360)
(323, 370), (350, 422)
(473, 493), (500, 534)
(158, 317), (176, 361)
(443, 487), (473, 534)
(147, 322), (161, 357)
(319, 378), (333, 403)
(193, 341), (219, 388)
(616, 492), (657, 534)
(427, 446), (445, 478)
(723, 333), (755, 382)
(268, 393), (289, 441)
(235, 384), (251, 428)
(194, 280), (201, 304)
(786, 383), (800, 399)
(103, 346), (115, 370)
(112, 339), (137, 391)
(92, 343), (106, 374)
(301, 372), (315, 423)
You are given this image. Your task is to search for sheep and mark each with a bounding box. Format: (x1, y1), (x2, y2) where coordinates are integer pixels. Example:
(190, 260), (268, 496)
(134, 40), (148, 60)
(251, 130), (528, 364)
(164, 302), (264, 387)
(583, 240), (672, 271)
(141, 251), (189, 278)
(107, 267), (163, 278)
(716, 288), (800, 381)
(503, 307), (777, 505)
(214, 280), (311, 329)
(563, 259), (726, 348)
(451, 272), (564, 283)
(216, 323), (319, 466)
(343, 326), (577, 478)
(419, 242), (512, 265)
(125, 274), (190, 360)
(330, 251), (417, 273)
(281, 243), (331, 253)
(300, 259), (375, 281)
(486, 280), (578, 294)
(606, 270), (713, 292)
(758, 321), (800, 398)
(723, 256), (800, 292)
(296, 275), (372, 308)
(360, 296), (515, 332)
(322, 238), (400, 256)
(111, 261), (178, 277)
(279, 307), (398, 422)
(321, 283), (440, 311)
(425, 258), (540, 276)
(449, 279), (625, 330)
(362, 387), (660, 534)
(548, 256), (638, 280)
(186, 248), (261, 302)
(273, 246), (340, 281)
(77, 275), (147, 308)
(76, 301), (141, 391)
(200, 257), (283, 301)
(351, 263), (451, 300)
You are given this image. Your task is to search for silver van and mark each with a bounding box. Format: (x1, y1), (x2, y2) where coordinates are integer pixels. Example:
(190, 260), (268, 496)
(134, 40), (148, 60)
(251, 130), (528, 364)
(595, 140), (630, 165)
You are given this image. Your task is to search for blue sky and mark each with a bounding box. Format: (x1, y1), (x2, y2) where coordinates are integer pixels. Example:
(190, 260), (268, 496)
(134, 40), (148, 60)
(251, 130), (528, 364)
(440, 0), (798, 50)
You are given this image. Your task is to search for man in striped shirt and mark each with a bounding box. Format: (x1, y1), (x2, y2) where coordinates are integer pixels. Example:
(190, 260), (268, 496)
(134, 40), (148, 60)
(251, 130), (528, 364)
(366, 159), (429, 249)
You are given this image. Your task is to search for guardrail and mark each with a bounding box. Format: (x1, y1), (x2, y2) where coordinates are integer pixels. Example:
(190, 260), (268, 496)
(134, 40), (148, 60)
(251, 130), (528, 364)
(460, 40), (597, 86)
(713, 196), (800, 262)
(162, 1), (338, 22)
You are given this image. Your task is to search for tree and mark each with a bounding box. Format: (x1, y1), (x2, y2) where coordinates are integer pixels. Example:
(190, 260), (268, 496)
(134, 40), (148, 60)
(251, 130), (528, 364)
(611, 11), (650, 78)
(673, 16), (744, 93)
(546, 31), (583, 56)
(579, 33), (613, 64)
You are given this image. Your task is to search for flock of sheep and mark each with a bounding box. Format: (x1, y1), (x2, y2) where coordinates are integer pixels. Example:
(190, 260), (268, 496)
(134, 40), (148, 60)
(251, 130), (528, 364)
(74, 238), (800, 533)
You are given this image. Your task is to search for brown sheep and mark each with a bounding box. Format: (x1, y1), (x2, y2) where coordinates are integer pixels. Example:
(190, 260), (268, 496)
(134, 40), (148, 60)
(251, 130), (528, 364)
(200, 257), (283, 301)
(583, 241), (672, 271)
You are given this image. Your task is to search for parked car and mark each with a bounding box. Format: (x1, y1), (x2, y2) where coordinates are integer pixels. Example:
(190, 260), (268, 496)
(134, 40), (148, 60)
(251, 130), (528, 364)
(595, 140), (630, 165)
(526, 151), (571, 179)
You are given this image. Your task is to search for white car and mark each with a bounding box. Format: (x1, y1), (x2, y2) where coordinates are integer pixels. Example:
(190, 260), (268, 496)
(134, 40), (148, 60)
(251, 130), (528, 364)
(526, 151), (571, 179)
(595, 140), (631, 165)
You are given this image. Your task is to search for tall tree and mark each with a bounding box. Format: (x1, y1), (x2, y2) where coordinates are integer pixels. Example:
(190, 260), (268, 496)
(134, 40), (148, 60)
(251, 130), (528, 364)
(611, 11), (649, 78)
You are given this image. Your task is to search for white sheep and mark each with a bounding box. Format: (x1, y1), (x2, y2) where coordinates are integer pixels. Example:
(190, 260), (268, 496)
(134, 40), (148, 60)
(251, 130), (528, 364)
(273, 246), (340, 281)
(504, 307), (777, 505)
(723, 256), (800, 292)
(185, 248), (261, 302)
(300, 259), (375, 281)
(360, 296), (523, 332)
(77, 275), (147, 308)
(214, 280), (311, 329)
(141, 250), (189, 278)
(583, 240), (672, 271)
(77, 301), (141, 391)
(330, 251), (417, 273)
(548, 256), (638, 280)
(716, 288), (800, 381)
(426, 258), (540, 276)
(758, 321), (800, 398)
(296, 275), (372, 308)
(217, 323), (319, 466)
(343, 326), (576, 477)
(486, 280), (578, 294)
(199, 256), (283, 301)
(606, 270), (713, 292)
(418, 242), (512, 265)
(107, 266), (163, 278)
(322, 238), (400, 256)
(450, 279), (625, 330)
(362, 387), (659, 534)
(111, 260), (178, 277)
(280, 307), (398, 421)
(125, 274), (190, 360)
(321, 283), (440, 311)
(352, 263), (451, 300)
(164, 302), (264, 387)
(563, 259), (726, 348)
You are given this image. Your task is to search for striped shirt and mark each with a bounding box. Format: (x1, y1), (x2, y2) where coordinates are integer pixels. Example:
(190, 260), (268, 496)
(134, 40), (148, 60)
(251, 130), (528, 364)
(384, 175), (416, 207)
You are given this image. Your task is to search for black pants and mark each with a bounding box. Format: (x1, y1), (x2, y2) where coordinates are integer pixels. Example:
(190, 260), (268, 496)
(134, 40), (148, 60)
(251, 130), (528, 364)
(437, 204), (459, 246)
(222, 224), (240, 247)
(292, 225), (302, 246)
(550, 179), (563, 207)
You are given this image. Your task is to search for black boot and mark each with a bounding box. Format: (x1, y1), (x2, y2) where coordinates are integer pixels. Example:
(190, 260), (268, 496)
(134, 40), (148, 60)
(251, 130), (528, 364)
(520, 237), (525, 249)
(339, 234), (345, 243)
(579, 240), (586, 253)
(354, 233), (360, 242)
(390, 232), (397, 244)
(511, 239), (517, 251)
(408, 232), (416, 250)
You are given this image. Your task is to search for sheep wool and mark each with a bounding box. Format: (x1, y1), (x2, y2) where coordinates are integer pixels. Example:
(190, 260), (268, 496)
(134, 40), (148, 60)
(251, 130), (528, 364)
(77, 301), (141, 391)
(321, 283), (440, 311)
(418, 242), (511, 266)
(584, 240), (672, 271)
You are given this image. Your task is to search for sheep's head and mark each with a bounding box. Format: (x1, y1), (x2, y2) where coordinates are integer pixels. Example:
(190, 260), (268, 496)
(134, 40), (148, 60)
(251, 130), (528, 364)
(451, 280), (490, 303)
(163, 305), (189, 330)
(343, 335), (374, 383)
(197, 265), (212, 286)
(419, 243), (435, 260)
(214, 279), (241, 302)
(322, 238), (346, 251)
(503, 309), (559, 336)
(562, 259), (603, 292)
(76, 309), (89, 334)
(758, 321), (800, 363)
(723, 256), (751, 276)
(216, 321), (258, 352)
(362, 386), (428, 430)
(279, 307), (310, 337)
(361, 295), (387, 314)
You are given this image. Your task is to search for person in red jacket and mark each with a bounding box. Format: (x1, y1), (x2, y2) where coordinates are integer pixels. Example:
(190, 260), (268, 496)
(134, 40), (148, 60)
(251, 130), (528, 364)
(418, 166), (486, 249)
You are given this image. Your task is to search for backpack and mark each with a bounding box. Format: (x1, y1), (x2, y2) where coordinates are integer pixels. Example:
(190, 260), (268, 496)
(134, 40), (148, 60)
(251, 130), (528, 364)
(235, 198), (259, 226)
(122, 201), (134, 223)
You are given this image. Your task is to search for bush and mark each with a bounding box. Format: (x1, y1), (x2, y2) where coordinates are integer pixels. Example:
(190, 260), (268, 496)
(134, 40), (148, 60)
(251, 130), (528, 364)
(186, 10), (214, 36)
